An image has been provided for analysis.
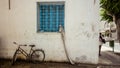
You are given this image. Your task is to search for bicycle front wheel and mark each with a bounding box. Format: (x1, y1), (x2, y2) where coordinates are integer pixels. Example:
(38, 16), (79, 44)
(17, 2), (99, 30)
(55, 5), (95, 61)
(12, 50), (18, 65)
(31, 50), (45, 63)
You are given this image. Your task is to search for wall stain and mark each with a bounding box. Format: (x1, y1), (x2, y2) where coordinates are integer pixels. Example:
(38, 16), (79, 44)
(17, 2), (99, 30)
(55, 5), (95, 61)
(75, 55), (87, 62)
(92, 32), (97, 37)
(86, 33), (91, 38)
(82, 31), (91, 38)
(76, 23), (97, 39)
(91, 24), (95, 32)
(81, 23), (85, 26)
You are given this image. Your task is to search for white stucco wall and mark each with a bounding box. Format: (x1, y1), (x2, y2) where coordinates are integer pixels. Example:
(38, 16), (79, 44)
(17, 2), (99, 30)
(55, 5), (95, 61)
(0, 0), (99, 64)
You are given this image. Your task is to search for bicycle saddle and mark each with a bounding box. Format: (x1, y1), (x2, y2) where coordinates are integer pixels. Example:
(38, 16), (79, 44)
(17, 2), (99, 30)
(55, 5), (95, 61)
(29, 45), (35, 47)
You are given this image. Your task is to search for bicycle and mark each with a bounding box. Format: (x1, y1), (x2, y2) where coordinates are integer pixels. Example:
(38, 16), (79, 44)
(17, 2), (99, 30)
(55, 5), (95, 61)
(12, 42), (45, 65)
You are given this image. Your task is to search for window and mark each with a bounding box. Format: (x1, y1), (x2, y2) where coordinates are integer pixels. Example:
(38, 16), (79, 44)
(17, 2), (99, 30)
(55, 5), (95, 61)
(37, 2), (65, 32)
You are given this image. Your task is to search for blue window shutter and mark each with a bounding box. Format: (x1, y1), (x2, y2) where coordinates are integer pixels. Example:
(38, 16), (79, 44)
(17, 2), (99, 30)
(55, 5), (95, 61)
(39, 3), (64, 32)
(50, 5), (53, 32)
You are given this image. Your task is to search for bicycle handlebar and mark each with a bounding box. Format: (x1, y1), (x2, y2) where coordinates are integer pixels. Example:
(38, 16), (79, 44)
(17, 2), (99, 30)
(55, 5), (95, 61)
(13, 42), (17, 44)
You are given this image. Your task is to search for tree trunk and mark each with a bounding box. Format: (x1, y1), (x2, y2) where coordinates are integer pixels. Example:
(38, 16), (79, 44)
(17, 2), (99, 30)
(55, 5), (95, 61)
(116, 18), (120, 43)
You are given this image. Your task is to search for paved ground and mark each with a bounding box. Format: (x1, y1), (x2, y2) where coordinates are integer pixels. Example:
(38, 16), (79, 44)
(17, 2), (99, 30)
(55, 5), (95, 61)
(0, 51), (120, 68)
(97, 51), (120, 68)
(99, 51), (120, 65)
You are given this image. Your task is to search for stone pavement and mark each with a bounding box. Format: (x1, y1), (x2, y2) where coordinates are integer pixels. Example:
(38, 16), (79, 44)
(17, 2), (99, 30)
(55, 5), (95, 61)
(98, 51), (120, 68)
(99, 51), (120, 65)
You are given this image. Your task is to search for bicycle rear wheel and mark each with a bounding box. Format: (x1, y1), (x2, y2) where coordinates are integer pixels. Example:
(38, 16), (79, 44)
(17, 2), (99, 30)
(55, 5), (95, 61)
(31, 50), (45, 63)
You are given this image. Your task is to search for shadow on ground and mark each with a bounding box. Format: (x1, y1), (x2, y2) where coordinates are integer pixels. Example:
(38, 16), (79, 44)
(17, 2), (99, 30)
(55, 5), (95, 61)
(0, 59), (98, 68)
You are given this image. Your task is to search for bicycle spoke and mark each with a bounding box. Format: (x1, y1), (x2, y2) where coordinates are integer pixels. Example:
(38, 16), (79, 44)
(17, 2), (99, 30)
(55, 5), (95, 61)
(31, 50), (45, 63)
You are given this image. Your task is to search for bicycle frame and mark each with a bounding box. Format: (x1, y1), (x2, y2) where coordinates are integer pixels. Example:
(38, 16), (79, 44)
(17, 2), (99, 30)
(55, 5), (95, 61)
(16, 45), (34, 58)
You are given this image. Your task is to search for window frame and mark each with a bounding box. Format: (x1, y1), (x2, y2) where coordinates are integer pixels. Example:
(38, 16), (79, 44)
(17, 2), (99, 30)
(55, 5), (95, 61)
(37, 2), (65, 33)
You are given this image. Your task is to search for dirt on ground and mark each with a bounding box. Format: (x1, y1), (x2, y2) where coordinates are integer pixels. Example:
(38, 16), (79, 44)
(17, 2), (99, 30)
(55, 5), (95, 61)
(0, 59), (120, 68)
(1, 51), (120, 68)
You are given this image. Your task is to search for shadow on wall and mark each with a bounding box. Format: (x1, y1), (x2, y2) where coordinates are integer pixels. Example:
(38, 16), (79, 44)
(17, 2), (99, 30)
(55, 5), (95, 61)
(0, 38), (8, 59)
(0, 38), (3, 58)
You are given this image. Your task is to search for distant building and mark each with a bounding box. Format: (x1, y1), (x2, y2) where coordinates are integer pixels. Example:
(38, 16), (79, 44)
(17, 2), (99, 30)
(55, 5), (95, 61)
(99, 21), (117, 41)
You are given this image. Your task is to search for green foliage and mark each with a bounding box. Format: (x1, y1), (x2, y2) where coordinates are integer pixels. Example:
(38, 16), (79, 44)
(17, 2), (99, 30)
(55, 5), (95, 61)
(100, 0), (120, 22)
(100, 9), (113, 22)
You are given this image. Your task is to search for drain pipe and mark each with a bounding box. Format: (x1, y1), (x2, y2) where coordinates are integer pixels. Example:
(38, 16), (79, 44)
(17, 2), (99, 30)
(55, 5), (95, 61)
(59, 25), (75, 64)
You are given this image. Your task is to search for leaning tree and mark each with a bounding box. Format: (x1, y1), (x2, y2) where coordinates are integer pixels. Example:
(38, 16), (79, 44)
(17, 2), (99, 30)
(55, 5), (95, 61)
(100, 0), (120, 42)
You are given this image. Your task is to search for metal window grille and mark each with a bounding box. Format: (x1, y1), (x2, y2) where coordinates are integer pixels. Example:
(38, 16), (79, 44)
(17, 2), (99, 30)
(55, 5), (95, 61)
(39, 3), (64, 32)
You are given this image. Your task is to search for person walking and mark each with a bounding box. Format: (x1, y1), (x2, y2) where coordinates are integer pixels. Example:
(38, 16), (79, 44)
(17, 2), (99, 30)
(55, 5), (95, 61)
(99, 33), (105, 56)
